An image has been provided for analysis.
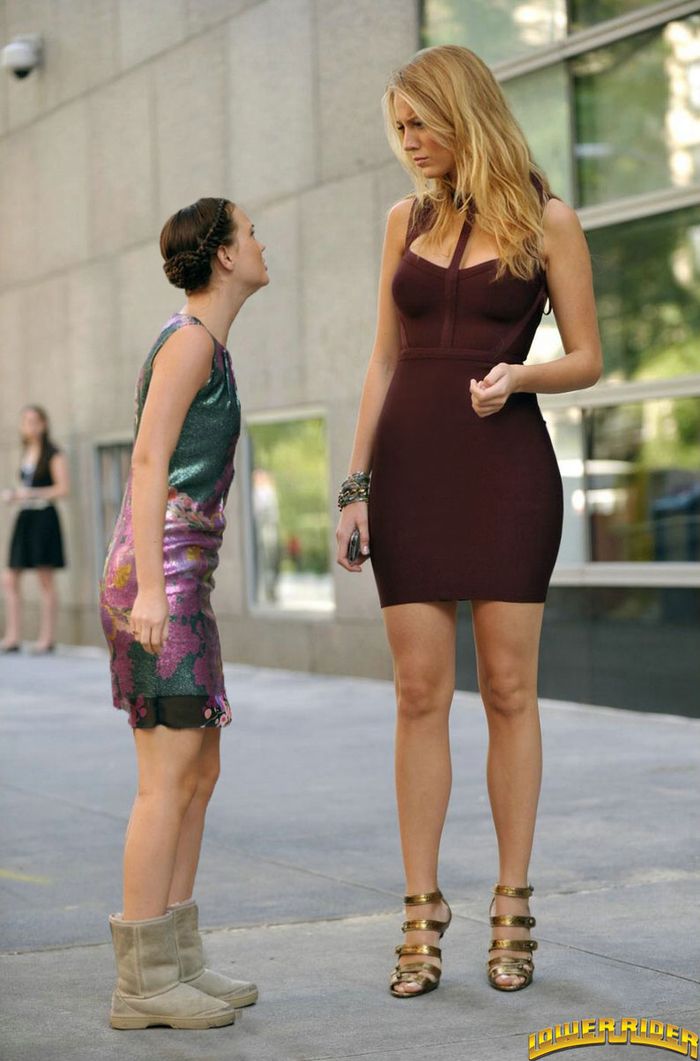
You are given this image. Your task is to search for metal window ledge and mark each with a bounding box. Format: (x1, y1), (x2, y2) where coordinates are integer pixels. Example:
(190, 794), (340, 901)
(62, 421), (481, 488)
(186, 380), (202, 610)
(551, 562), (700, 587)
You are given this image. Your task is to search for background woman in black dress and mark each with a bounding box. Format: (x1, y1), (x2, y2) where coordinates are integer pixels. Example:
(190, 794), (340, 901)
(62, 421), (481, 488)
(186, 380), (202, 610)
(336, 46), (603, 995)
(1, 405), (69, 654)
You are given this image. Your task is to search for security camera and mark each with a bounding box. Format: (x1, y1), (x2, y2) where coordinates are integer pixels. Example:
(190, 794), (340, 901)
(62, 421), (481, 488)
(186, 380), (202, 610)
(1, 35), (43, 79)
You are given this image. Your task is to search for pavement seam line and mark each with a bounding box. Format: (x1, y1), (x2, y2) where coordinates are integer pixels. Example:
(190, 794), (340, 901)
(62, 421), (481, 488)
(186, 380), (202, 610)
(0, 781), (129, 823)
(3, 920), (700, 987)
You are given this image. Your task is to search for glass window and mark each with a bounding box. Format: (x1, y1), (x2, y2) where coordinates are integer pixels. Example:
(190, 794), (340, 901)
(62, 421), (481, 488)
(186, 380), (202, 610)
(421, 0), (567, 67)
(457, 586), (700, 716)
(247, 416), (334, 613)
(542, 407), (588, 565)
(586, 397), (700, 562)
(96, 443), (132, 558)
(572, 16), (700, 205)
(502, 62), (574, 203)
(569, 0), (672, 34)
(586, 205), (700, 382)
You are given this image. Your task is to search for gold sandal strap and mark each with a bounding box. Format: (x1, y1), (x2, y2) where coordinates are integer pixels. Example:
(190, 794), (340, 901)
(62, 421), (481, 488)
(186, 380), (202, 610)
(490, 938), (537, 952)
(493, 883), (533, 898)
(391, 964), (441, 986)
(490, 914), (536, 928)
(401, 919), (448, 933)
(489, 955), (534, 969)
(393, 961), (441, 977)
(403, 889), (443, 905)
(489, 964), (533, 982)
(395, 943), (441, 958)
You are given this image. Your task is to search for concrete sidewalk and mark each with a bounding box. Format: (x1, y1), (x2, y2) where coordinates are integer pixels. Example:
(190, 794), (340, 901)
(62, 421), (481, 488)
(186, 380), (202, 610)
(0, 649), (698, 1061)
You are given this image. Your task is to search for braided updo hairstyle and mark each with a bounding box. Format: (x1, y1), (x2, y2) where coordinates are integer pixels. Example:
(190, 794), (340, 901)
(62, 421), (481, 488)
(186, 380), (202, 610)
(160, 197), (237, 294)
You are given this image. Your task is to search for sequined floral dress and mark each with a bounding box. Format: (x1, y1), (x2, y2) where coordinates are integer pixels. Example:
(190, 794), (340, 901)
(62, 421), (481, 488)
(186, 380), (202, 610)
(99, 313), (241, 729)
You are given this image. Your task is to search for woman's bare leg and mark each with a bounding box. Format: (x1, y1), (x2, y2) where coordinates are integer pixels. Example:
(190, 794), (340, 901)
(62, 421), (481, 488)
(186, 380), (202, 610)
(471, 599), (545, 988)
(35, 567), (57, 649)
(1, 568), (22, 647)
(382, 601), (457, 995)
(167, 728), (221, 906)
(123, 726), (207, 920)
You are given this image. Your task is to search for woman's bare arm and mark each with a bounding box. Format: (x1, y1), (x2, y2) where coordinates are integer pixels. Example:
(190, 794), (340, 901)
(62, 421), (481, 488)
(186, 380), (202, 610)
(470, 198), (603, 417)
(129, 325), (213, 651)
(514, 198), (603, 393)
(345, 198), (411, 471)
(336, 198), (411, 571)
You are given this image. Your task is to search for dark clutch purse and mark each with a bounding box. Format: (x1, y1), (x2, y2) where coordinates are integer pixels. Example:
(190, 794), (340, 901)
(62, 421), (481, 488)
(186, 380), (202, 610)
(347, 528), (362, 563)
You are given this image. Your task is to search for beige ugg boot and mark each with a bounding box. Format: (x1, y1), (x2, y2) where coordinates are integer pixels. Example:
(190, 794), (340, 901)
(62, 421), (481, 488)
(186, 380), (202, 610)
(169, 898), (258, 1008)
(108, 910), (236, 1029)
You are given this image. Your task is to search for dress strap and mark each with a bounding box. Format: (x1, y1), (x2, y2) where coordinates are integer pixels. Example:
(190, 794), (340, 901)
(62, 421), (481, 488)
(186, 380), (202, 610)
(439, 217), (472, 348)
(404, 196), (428, 252)
(447, 218), (471, 271)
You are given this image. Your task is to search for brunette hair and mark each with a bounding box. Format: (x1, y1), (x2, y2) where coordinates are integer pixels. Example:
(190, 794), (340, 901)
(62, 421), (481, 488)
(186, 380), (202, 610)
(20, 405), (56, 482)
(160, 197), (237, 293)
(383, 45), (554, 281)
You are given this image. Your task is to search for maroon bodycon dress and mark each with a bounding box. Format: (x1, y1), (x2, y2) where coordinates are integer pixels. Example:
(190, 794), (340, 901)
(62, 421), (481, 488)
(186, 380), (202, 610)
(368, 187), (564, 608)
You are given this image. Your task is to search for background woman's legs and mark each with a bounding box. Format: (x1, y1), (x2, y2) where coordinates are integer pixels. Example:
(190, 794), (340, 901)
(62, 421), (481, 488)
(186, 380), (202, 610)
(1, 568), (22, 648)
(382, 600), (457, 995)
(471, 599), (545, 987)
(35, 567), (57, 650)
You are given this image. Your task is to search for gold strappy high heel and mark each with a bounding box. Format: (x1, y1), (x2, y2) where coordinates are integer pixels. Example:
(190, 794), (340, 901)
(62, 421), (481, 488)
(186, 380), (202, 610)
(389, 889), (452, 998)
(487, 883), (537, 991)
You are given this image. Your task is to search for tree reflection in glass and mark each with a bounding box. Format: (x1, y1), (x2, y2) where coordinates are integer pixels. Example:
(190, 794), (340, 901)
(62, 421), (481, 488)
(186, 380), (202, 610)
(587, 398), (700, 562)
(247, 417), (335, 612)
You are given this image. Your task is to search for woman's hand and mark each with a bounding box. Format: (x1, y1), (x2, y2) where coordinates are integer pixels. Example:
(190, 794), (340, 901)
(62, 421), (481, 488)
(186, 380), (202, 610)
(335, 501), (370, 573)
(469, 363), (521, 417)
(129, 588), (170, 654)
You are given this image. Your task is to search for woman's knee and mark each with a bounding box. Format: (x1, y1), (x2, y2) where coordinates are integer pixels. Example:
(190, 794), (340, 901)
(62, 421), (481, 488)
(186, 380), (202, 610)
(480, 669), (534, 719)
(2, 569), (20, 594)
(396, 670), (451, 724)
(194, 760), (220, 803)
(136, 765), (201, 810)
(36, 568), (55, 593)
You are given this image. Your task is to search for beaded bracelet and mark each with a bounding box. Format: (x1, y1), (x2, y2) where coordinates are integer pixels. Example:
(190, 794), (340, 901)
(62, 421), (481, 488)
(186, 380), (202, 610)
(338, 471), (370, 510)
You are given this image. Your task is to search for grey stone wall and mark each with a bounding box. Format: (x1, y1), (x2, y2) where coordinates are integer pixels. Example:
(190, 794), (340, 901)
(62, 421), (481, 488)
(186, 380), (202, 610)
(0, 0), (419, 677)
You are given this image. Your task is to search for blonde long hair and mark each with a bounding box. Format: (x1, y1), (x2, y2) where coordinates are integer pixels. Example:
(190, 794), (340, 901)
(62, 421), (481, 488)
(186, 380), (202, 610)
(383, 45), (552, 282)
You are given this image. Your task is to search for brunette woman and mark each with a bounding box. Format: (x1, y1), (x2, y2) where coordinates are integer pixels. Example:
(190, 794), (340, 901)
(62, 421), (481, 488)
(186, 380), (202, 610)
(1, 405), (69, 654)
(99, 197), (268, 1029)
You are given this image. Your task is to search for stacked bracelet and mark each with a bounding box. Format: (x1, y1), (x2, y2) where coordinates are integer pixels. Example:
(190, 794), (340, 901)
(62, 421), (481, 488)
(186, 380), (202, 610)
(338, 471), (370, 509)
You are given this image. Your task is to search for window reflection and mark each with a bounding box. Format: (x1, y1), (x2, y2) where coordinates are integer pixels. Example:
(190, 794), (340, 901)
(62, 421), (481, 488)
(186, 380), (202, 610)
(247, 417), (334, 612)
(569, 0), (678, 33)
(587, 205), (700, 382)
(502, 62), (573, 202)
(544, 399), (700, 567)
(421, 0), (567, 66)
(543, 407), (588, 565)
(572, 16), (700, 205)
(97, 442), (132, 558)
(587, 398), (700, 562)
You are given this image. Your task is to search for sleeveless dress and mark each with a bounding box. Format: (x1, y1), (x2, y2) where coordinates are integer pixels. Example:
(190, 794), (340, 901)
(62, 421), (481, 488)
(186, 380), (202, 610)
(8, 444), (66, 569)
(99, 313), (241, 729)
(368, 186), (564, 607)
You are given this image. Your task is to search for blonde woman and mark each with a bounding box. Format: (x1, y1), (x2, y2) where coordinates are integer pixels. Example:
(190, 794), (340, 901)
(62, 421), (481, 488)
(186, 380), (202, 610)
(336, 46), (602, 996)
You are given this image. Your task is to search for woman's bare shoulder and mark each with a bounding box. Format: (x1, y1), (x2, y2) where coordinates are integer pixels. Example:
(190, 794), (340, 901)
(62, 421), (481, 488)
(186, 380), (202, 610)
(388, 195), (415, 221)
(381, 195), (417, 254)
(543, 195), (581, 236)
